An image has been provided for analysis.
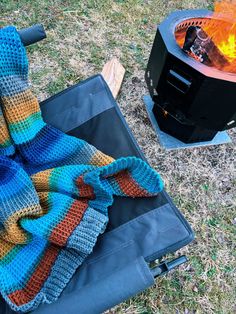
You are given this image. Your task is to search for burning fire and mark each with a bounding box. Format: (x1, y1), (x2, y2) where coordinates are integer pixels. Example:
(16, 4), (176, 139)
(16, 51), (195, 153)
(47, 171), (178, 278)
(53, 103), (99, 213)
(175, 0), (236, 73)
(203, 0), (236, 72)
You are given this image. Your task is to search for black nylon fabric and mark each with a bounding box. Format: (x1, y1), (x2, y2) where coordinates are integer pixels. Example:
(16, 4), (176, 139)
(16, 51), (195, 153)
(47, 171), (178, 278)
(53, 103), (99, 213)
(67, 107), (167, 231)
(0, 74), (194, 314)
(40, 74), (170, 231)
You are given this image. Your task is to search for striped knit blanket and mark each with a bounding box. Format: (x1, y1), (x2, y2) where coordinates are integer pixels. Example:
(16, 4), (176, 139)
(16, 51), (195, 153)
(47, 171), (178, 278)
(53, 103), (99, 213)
(0, 26), (163, 312)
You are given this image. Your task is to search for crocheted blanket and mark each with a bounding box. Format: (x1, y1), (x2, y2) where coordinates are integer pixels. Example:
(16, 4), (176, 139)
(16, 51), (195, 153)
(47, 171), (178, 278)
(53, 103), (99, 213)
(0, 26), (163, 312)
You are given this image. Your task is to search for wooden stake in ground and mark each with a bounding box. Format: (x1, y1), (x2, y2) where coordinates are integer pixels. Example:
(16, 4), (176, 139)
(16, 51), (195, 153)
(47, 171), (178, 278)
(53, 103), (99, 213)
(101, 57), (125, 99)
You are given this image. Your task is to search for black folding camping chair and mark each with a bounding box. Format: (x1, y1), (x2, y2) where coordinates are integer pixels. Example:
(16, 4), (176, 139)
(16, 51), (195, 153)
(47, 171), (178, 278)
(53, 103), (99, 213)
(0, 25), (194, 314)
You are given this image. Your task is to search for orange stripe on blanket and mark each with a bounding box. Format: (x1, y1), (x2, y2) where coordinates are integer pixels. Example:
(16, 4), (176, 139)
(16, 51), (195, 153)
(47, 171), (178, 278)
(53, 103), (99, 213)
(77, 176), (95, 199)
(8, 201), (88, 305)
(49, 200), (88, 246)
(115, 170), (150, 197)
(8, 245), (59, 306)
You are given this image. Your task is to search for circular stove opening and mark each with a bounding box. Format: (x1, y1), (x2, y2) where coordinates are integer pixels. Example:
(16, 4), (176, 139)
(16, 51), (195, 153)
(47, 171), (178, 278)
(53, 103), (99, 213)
(175, 17), (236, 74)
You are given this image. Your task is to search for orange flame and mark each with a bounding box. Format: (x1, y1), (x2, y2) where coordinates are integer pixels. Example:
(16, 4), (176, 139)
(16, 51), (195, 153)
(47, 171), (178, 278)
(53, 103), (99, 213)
(203, 0), (236, 72)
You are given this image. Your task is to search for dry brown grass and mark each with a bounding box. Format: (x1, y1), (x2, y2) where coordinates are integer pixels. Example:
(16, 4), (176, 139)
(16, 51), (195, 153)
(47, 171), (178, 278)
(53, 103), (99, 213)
(1, 0), (235, 313)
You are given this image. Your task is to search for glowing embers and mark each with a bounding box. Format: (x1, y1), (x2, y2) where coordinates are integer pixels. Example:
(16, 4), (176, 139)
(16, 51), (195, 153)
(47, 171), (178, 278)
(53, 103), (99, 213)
(204, 0), (236, 61)
(175, 0), (236, 73)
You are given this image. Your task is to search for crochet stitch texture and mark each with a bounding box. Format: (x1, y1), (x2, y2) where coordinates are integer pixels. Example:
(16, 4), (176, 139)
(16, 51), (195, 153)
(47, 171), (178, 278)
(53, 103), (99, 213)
(0, 26), (163, 312)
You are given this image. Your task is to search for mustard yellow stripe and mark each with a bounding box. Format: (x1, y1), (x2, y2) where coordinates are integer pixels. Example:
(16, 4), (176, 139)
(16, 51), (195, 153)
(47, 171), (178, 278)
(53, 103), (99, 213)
(0, 205), (44, 244)
(90, 151), (114, 166)
(0, 137), (11, 148)
(0, 117), (7, 128)
(0, 121), (11, 143)
(2, 90), (40, 124)
(37, 192), (50, 212)
(31, 169), (53, 192)
(0, 238), (15, 259)
(0, 128), (10, 141)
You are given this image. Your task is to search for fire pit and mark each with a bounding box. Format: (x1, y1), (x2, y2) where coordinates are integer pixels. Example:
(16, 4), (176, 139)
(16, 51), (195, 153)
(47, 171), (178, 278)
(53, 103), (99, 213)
(145, 6), (236, 143)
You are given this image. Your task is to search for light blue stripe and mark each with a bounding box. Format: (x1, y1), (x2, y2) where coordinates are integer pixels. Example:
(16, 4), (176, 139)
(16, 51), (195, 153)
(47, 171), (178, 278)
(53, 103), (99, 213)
(67, 207), (108, 254)
(0, 76), (29, 97)
(21, 193), (74, 239)
(0, 185), (39, 222)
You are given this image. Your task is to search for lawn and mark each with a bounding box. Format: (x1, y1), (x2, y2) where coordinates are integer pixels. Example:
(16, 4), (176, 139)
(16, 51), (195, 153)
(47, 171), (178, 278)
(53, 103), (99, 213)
(1, 1), (235, 313)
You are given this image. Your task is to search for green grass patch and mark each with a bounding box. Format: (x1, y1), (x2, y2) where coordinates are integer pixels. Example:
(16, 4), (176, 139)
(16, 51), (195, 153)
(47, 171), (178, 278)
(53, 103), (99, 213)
(1, 0), (235, 313)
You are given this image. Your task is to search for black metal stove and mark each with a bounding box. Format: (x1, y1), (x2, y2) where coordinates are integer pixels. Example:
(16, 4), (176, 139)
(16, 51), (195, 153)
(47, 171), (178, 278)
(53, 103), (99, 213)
(145, 9), (236, 143)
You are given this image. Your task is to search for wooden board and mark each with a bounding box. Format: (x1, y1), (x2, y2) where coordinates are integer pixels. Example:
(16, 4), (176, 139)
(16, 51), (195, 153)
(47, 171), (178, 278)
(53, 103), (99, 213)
(101, 57), (125, 99)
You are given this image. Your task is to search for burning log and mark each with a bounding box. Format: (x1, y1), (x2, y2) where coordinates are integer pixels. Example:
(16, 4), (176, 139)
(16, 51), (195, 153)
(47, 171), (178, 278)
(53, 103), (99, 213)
(183, 26), (229, 70)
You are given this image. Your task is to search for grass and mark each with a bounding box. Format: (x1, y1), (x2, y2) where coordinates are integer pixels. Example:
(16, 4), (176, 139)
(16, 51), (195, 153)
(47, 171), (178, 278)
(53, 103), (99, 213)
(1, 0), (235, 313)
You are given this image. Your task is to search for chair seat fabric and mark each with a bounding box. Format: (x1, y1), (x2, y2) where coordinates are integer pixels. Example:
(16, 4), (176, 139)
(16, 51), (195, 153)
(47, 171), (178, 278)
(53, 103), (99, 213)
(0, 75), (194, 314)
